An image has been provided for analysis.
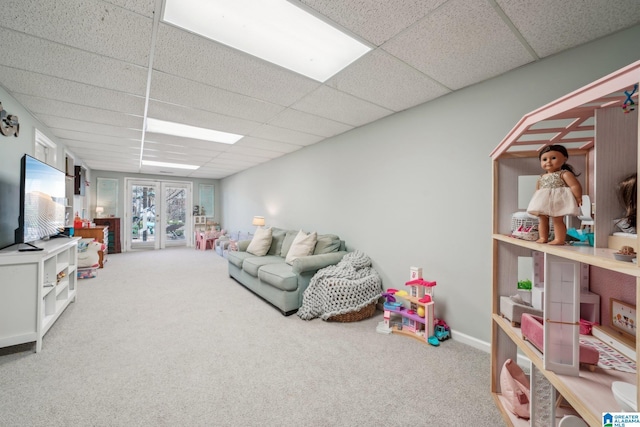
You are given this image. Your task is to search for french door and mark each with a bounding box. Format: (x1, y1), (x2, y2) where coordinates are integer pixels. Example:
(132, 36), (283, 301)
(125, 179), (192, 251)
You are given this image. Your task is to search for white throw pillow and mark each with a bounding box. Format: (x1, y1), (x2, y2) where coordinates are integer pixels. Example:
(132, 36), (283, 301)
(285, 230), (317, 265)
(246, 227), (273, 256)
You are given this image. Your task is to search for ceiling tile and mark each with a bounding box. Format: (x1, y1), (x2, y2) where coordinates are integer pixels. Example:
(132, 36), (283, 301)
(383, 0), (535, 90)
(248, 124), (324, 146)
(0, 28), (147, 95)
(327, 49), (450, 111)
(39, 115), (142, 139)
(147, 101), (261, 137)
(153, 23), (321, 106)
(144, 133), (237, 152)
(209, 155), (264, 168)
(15, 94), (143, 129)
(0, 66), (146, 115)
(224, 145), (285, 160)
(0, 0), (152, 66)
(149, 72), (284, 125)
(292, 85), (393, 126)
(498, 0), (640, 57)
(298, 0), (446, 45)
(269, 109), (353, 138)
(234, 137), (303, 154)
(53, 129), (140, 146)
(106, 0), (155, 18)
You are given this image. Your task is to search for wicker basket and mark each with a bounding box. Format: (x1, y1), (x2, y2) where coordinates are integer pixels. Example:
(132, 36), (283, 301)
(328, 302), (377, 322)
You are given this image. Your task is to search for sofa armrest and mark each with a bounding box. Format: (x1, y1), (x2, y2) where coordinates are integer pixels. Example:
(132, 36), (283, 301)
(292, 251), (347, 274)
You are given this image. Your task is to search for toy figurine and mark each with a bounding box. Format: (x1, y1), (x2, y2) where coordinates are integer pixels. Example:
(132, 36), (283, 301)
(527, 144), (582, 245)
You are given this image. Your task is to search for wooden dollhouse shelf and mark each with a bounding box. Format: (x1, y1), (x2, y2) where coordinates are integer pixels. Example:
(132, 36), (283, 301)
(494, 314), (634, 426)
(494, 234), (640, 277)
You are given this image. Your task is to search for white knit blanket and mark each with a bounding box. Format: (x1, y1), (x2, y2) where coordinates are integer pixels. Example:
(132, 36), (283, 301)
(298, 250), (382, 320)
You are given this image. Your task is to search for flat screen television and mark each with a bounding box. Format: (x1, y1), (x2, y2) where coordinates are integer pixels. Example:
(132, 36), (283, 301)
(17, 155), (67, 250)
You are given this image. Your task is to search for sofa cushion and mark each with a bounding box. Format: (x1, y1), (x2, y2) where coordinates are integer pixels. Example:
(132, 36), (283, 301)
(280, 230), (299, 257)
(267, 227), (287, 256)
(247, 227), (272, 256)
(313, 234), (341, 255)
(286, 230), (317, 265)
(242, 255), (285, 277)
(227, 251), (255, 269)
(258, 263), (298, 291)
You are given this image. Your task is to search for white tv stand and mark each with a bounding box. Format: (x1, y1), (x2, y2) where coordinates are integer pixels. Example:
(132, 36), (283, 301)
(0, 238), (79, 352)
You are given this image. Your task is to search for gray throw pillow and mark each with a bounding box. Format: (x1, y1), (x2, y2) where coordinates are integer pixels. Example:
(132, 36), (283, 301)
(267, 228), (286, 255)
(280, 230), (298, 257)
(313, 234), (341, 254)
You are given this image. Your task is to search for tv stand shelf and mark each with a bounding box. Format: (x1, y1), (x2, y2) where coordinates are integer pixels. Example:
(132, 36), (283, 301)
(0, 238), (79, 352)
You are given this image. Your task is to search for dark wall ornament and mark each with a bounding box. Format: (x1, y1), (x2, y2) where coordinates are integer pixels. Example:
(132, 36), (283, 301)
(0, 102), (19, 137)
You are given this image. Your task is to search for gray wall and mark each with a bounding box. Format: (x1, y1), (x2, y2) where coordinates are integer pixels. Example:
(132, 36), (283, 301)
(0, 88), (67, 248)
(220, 25), (640, 346)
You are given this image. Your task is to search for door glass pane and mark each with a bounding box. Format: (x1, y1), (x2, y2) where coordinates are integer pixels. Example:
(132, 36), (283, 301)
(164, 186), (186, 244)
(131, 184), (156, 247)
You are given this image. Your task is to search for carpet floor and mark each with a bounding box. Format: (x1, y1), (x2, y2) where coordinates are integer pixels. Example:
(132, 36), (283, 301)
(0, 246), (505, 426)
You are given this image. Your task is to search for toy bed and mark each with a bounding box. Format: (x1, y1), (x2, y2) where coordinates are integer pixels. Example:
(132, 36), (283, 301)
(521, 313), (599, 371)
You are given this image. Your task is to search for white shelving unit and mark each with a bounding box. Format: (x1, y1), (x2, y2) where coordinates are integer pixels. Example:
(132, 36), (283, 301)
(491, 61), (640, 426)
(0, 238), (79, 352)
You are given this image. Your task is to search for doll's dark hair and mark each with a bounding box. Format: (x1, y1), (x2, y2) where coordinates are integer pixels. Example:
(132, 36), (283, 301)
(617, 173), (637, 229)
(539, 144), (580, 176)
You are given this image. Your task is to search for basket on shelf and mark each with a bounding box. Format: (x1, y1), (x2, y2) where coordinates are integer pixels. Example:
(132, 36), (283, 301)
(328, 302), (377, 322)
(511, 212), (540, 241)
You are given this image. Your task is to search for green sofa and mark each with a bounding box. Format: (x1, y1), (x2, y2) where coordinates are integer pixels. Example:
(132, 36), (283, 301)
(227, 227), (347, 315)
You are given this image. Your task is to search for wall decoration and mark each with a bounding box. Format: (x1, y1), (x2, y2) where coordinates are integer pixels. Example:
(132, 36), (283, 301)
(0, 102), (19, 137)
(611, 298), (636, 339)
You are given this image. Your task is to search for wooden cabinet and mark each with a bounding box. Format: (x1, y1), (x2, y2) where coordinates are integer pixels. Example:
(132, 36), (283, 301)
(93, 218), (121, 254)
(74, 226), (108, 268)
(0, 238), (79, 352)
(490, 61), (640, 426)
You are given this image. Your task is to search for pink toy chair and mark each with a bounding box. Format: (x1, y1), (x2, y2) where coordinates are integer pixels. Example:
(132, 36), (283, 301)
(195, 231), (216, 251)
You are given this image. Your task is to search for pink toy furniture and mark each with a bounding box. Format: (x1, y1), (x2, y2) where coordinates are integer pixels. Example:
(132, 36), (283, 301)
(521, 313), (599, 371)
(195, 230), (217, 250)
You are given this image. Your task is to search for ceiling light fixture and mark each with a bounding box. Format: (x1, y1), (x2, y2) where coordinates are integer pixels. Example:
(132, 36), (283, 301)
(146, 118), (243, 144)
(162, 0), (371, 82)
(141, 160), (200, 170)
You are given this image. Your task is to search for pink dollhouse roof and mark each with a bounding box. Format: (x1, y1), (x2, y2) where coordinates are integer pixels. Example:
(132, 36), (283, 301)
(405, 279), (436, 287)
(490, 59), (640, 160)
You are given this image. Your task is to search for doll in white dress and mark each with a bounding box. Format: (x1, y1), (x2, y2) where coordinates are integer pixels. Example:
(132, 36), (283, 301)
(527, 145), (582, 245)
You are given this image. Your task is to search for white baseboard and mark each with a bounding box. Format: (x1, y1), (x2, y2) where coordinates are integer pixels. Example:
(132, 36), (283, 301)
(451, 329), (531, 368)
(451, 329), (490, 353)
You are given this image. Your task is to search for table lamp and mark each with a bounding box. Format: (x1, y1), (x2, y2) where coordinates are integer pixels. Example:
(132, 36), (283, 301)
(95, 206), (104, 218)
(252, 216), (265, 227)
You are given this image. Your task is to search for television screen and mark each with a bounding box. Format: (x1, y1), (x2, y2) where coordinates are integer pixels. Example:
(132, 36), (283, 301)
(19, 155), (66, 244)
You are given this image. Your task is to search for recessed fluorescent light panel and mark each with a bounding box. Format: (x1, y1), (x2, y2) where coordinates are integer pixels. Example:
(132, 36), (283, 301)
(162, 0), (372, 82)
(141, 160), (200, 170)
(146, 118), (243, 144)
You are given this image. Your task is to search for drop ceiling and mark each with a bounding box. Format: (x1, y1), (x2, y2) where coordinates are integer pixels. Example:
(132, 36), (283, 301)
(0, 0), (639, 179)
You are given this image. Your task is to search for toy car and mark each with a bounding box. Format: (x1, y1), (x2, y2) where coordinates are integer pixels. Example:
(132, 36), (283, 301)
(434, 325), (450, 341)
